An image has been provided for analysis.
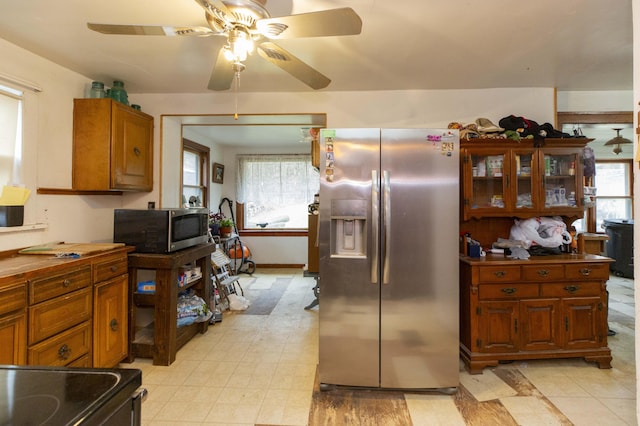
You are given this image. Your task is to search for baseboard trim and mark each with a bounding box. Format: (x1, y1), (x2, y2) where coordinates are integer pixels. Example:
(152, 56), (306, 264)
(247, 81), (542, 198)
(256, 263), (305, 269)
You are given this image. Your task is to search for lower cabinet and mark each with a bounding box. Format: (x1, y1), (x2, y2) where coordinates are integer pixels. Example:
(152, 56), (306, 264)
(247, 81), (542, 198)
(0, 247), (132, 368)
(460, 255), (612, 374)
(94, 275), (128, 368)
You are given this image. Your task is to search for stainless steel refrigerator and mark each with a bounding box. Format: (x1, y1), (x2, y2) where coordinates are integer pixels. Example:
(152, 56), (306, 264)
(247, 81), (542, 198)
(318, 128), (460, 391)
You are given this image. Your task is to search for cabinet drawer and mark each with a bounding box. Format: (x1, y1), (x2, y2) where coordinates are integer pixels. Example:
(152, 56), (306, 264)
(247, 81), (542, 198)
(522, 265), (564, 282)
(29, 265), (91, 304)
(565, 263), (609, 280)
(28, 322), (91, 366)
(94, 255), (128, 283)
(479, 283), (539, 300)
(0, 281), (27, 316)
(477, 266), (521, 283)
(540, 282), (602, 298)
(28, 287), (92, 344)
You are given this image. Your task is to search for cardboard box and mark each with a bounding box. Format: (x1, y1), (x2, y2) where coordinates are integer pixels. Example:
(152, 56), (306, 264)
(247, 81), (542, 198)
(0, 206), (24, 227)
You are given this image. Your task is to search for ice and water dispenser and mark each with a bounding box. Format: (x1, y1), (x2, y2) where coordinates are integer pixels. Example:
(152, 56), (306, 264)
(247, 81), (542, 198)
(330, 199), (367, 258)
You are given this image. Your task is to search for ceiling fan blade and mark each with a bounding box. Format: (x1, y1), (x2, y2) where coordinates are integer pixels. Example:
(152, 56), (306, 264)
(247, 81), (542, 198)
(208, 49), (235, 91)
(193, 0), (233, 21)
(87, 23), (215, 36)
(257, 42), (330, 90)
(256, 7), (362, 39)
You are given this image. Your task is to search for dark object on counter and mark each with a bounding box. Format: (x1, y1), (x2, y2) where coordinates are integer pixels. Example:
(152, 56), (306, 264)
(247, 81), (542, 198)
(603, 219), (634, 278)
(527, 245), (562, 256)
(0, 205), (24, 226)
(0, 365), (144, 425)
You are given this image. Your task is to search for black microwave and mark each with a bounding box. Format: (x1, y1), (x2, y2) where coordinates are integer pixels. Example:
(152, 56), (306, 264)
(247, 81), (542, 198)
(113, 208), (209, 253)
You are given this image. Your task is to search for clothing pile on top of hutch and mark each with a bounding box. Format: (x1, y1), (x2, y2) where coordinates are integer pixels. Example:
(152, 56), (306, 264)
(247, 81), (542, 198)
(455, 115), (613, 375)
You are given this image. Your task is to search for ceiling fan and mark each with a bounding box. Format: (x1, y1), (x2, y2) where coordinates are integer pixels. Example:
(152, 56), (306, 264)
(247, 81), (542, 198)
(87, 0), (362, 91)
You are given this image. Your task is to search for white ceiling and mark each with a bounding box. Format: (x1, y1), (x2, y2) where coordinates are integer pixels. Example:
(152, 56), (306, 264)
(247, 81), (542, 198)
(0, 0), (632, 94)
(0, 0), (633, 147)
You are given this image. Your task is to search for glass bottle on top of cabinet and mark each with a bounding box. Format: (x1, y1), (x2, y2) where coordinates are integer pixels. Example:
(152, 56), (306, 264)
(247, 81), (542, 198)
(543, 152), (579, 208)
(470, 153), (505, 211)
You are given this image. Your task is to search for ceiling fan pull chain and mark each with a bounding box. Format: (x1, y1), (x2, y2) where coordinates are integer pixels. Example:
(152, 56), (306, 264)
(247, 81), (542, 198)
(234, 70), (240, 120)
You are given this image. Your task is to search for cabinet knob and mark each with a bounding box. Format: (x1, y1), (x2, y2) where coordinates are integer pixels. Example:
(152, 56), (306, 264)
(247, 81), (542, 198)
(133, 146), (141, 156)
(579, 268), (591, 276)
(501, 287), (517, 295)
(110, 318), (119, 332)
(110, 265), (118, 272)
(493, 271), (506, 278)
(62, 279), (71, 287)
(537, 269), (550, 277)
(58, 344), (71, 360)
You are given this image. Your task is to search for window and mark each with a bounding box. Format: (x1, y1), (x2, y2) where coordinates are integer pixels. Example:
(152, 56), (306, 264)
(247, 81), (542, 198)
(237, 154), (319, 229)
(594, 161), (633, 231)
(182, 139), (210, 208)
(0, 84), (23, 186)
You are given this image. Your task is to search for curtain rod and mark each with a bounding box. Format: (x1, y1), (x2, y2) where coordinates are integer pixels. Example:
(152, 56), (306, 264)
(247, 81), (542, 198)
(0, 72), (42, 92)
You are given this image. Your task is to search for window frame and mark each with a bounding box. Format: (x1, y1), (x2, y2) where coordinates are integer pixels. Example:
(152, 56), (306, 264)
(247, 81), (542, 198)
(235, 154), (318, 236)
(181, 138), (210, 209)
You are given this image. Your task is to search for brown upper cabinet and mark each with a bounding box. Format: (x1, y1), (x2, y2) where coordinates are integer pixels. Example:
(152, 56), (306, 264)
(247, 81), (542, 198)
(460, 138), (591, 220)
(72, 98), (153, 192)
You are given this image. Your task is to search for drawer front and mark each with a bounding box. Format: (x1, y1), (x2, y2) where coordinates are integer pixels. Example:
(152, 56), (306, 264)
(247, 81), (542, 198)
(565, 263), (610, 280)
(477, 266), (521, 283)
(67, 353), (91, 368)
(29, 265), (91, 304)
(479, 283), (539, 300)
(28, 287), (92, 344)
(0, 281), (27, 316)
(540, 282), (602, 298)
(28, 322), (91, 366)
(94, 255), (128, 283)
(522, 264), (564, 282)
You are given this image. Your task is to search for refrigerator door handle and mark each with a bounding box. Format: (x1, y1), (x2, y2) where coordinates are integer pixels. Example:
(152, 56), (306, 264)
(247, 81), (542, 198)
(371, 170), (379, 284)
(382, 170), (391, 284)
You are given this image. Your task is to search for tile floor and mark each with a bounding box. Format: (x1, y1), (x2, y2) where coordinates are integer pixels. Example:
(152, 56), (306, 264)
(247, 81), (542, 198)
(126, 269), (636, 425)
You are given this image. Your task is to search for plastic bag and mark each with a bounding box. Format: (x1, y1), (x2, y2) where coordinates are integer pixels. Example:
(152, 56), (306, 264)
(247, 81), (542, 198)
(177, 291), (212, 327)
(509, 217), (572, 248)
(228, 293), (251, 311)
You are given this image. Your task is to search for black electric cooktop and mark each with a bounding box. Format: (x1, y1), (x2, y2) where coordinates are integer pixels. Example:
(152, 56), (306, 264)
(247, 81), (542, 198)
(0, 365), (141, 425)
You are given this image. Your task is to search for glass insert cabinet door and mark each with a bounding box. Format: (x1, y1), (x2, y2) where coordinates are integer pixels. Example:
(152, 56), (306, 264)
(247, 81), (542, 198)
(470, 152), (506, 212)
(542, 151), (580, 208)
(514, 151), (534, 210)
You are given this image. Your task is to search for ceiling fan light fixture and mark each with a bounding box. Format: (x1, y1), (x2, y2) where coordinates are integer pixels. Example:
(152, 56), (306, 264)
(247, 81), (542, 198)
(223, 28), (254, 62)
(604, 128), (632, 155)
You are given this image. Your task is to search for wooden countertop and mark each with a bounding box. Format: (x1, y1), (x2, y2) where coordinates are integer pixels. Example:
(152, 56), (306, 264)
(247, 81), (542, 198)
(460, 252), (613, 266)
(0, 245), (134, 286)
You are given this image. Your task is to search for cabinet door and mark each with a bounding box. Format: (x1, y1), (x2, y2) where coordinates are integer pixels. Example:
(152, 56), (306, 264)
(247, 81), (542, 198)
(519, 298), (562, 351)
(540, 148), (583, 214)
(562, 297), (603, 349)
(0, 312), (26, 365)
(111, 102), (153, 191)
(477, 301), (518, 353)
(94, 275), (128, 368)
(510, 148), (538, 213)
(463, 149), (509, 219)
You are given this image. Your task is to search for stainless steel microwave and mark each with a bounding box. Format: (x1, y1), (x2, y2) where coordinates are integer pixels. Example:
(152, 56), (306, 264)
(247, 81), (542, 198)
(113, 208), (209, 253)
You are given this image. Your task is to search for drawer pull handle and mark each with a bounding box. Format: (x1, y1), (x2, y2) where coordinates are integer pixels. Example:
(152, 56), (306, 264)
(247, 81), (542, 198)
(564, 285), (580, 293)
(58, 344), (71, 360)
(62, 279), (71, 287)
(493, 271), (506, 278)
(110, 319), (119, 332)
(110, 265), (118, 272)
(133, 146), (141, 156)
(501, 287), (517, 295)
(537, 270), (550, 277)
(579, 268), (591, 276)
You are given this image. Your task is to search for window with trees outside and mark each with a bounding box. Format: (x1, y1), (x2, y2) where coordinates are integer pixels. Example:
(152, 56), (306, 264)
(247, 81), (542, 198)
(237, 154), (319, 230)
(182, 139), (210, 208)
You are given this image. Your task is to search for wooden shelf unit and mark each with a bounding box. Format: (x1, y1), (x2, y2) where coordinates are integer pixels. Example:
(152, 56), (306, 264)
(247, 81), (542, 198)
(126, 243), (214, 366)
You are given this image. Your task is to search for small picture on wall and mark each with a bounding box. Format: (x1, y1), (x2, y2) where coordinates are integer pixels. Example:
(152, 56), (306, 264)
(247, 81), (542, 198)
(212, 163), (224, 184)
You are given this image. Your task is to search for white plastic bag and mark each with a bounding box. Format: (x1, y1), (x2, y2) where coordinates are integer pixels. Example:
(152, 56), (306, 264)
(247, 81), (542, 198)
(228, 293), (251, 311)
(509, 217), (572, 248)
